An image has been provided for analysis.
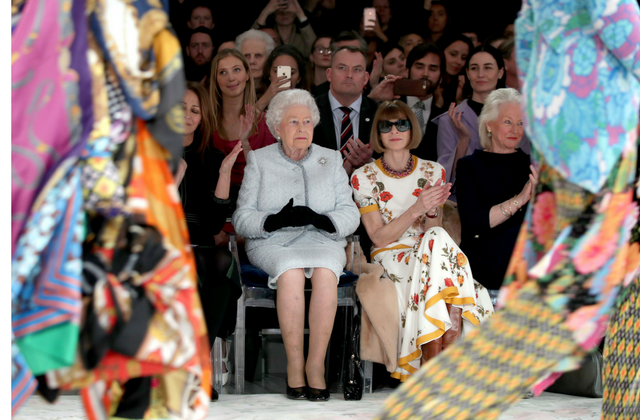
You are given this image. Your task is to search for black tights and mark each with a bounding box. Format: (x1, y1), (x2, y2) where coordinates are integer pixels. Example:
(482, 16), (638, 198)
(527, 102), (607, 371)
(193, 246), (241, 347)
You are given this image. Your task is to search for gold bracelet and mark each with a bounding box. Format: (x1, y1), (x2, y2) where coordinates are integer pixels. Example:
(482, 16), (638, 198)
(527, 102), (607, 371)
(499, 203), (511, 218)
(512, 195), (520, 212)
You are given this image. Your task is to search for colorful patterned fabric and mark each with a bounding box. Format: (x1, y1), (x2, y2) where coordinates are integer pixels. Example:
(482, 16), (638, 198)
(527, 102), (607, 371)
(11, 0), (92, 256)
(351, 158), (494, 381)
(602, 275), (640, 419)
(48, 120), (210, 419)
(516, 0), (640, 193)
(90, 0), (186, 170)
(377, 146), (640, 419)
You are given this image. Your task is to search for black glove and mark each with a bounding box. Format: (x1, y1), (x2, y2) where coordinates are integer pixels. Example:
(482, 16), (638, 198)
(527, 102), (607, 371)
(290, 206), (336, 233)
(264, 198), (295, 232)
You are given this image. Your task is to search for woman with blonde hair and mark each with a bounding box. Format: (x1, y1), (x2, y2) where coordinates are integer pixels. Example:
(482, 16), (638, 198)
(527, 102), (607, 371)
(209, 49), (276, 189)
(351, 100), (494, 381)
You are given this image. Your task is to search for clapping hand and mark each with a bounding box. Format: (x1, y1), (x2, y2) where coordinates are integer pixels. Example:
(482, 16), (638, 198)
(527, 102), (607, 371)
(238, 104), (256, 145)
(448, 102), (470, 141)
(516, 164), (539, 206)
(342, 138), (374, 169)
(369, 52), (383, 90)
(413, 179), (451, 216)
(219, 141), (243, 177)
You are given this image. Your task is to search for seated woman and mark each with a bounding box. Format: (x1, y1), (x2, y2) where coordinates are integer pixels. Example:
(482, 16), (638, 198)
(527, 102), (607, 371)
(210, 49), (277, 190)
(177, 82), (244, 397)
(434, 45), (531, 200)
(456, 88), (538, 304)
(369, 42), (408, 91)
(350, 100), (493, 381)
(233, 89), (360, 401)
(256, 45), (309, 113)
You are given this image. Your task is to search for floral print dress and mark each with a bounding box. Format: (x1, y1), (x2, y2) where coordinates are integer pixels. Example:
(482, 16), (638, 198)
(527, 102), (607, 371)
(351, 157), (494, 381)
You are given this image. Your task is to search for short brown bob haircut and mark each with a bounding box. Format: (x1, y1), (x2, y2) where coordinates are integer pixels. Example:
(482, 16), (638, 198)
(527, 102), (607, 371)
(370, 100), (422, 153)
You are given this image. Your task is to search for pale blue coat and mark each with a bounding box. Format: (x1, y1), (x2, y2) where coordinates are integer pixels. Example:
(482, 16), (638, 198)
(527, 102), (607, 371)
(232, 143), (360, 288)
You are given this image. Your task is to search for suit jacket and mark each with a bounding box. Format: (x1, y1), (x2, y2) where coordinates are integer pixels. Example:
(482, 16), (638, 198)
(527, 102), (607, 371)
(313, 92), (379, 151)
(516, 0), (640, 193)
(400, 95), (445, 162)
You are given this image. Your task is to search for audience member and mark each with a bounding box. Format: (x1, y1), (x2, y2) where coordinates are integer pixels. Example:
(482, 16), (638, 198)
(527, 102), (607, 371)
(503, 23), (515, 38)
(253, 0), (316, 57)
(256, 45), (308, 112)
(437, 34), (474, 107)
(378, 42), (407, 80)
(309, 36), (332, 97)
(184, 27), (215, 84)
(260, 27), (281, 47)
(484, 33), (507, 48)
(304, 0), (344, 37)
(461, 29), (481, 47)
(312, 46), (377, 175)
(456, 88), (537, 301)
(178, 82), (243, 396)
(498, 38), (518, 89)
(351, 100), (493, 380)
(235, 29), (276, 99)
(399, 33), (424, 56)
(187, 2), (215, 30)
(218, 39), (236, 51)
(434, 45), (530, 200)
(209, 49), (276, 189)
(330, 30), (368, 52)
(233, 89), (360, 401)
(426, 1), (450, 43)
(399, 43), (447, 161)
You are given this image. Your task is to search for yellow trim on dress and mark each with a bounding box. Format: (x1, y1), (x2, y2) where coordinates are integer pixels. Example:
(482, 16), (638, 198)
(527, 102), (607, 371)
(395, 286), (478, 380)
(371, 244), (413, 259)
(359, 204), (379, 215)
(374, 155), (419, 178)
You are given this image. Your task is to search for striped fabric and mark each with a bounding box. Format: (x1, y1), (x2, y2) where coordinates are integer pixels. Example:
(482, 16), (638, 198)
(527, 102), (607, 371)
(339, 106), (353, 154)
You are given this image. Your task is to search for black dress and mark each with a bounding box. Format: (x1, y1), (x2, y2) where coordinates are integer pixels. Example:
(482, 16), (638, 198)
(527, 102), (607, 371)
(456, 149), (531, 290)
(179, 139), (241, 344)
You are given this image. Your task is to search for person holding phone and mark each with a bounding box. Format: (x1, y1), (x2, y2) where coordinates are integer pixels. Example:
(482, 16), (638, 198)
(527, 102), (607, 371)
(252, 0), (317, 57)
(351, 100), (494, 382)
(396, 43), (447, 162)
(256, 45), (308, 112)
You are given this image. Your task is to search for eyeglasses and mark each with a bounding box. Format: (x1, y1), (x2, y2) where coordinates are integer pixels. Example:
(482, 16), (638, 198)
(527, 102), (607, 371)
(314, 47), (332, 55)
(378, 119), (412, 133)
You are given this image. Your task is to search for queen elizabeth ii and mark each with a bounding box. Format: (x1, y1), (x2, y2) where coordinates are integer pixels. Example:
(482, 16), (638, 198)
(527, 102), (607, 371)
(232, 89), (360, 401)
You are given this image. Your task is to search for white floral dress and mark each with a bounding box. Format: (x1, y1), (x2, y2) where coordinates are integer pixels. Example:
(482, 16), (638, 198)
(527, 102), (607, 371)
(351, 156), (494, 381)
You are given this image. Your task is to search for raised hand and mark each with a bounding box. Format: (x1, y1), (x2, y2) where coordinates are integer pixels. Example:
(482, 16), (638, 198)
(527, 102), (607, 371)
(369, 52), (383, 89)
(448, 102), (470, 140)
(516, 164), (539, 206)
(413, 179), (452, 216)
(219, 141), (243, 177)
(238, 104), (256, 144)
(368, 74), (402, 102)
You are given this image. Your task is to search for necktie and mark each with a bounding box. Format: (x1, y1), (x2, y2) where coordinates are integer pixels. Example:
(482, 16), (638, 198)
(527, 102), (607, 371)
(339, 106), (353, 153)
(412, 101), (426, 137)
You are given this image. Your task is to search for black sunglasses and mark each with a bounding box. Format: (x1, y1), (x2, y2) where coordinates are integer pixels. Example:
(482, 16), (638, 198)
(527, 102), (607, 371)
(378, 119), (412, 133)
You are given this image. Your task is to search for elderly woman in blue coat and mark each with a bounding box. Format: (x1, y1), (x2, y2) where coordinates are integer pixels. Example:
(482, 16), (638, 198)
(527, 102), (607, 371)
(233, 89), (360, 402)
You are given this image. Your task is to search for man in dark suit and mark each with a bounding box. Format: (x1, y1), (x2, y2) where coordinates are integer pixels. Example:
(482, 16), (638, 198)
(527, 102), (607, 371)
(313, 45), (379, 176)
(399, 43), (447, 162)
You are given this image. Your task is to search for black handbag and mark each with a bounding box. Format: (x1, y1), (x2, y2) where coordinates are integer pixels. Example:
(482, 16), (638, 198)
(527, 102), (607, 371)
(343, 322), (364, 401)
(546, 348), (603, 398)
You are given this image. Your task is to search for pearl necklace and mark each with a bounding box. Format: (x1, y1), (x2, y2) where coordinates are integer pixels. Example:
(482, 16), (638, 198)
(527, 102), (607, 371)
(380, 155), (414, 178)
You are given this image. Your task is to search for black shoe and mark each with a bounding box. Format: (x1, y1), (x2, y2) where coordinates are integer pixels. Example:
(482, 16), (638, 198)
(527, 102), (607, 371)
(211, 387), (218, 402)
(307, 387), (330, 402)
(286, 382), (308, 400)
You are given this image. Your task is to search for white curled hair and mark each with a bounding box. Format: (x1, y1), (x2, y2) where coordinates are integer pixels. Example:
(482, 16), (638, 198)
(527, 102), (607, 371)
(235, 29), (275, 56)
(478, 88), (523, 149)
(266, 89), (321, 139)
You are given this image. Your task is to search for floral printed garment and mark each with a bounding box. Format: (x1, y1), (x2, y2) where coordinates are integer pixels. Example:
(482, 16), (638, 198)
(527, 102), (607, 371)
(516, 0), (640, 194)
(499, 144), (640, 395)
(351, 157), (494, 381)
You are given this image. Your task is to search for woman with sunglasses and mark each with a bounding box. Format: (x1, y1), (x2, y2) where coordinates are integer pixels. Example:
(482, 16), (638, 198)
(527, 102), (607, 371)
(351, 100), (494, 382)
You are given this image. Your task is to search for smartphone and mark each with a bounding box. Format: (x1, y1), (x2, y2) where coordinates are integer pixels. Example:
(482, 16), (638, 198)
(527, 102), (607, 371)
(393, 79), (428, 97)
(364, 7), (376, 30)
(277, 66), (291, 88)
